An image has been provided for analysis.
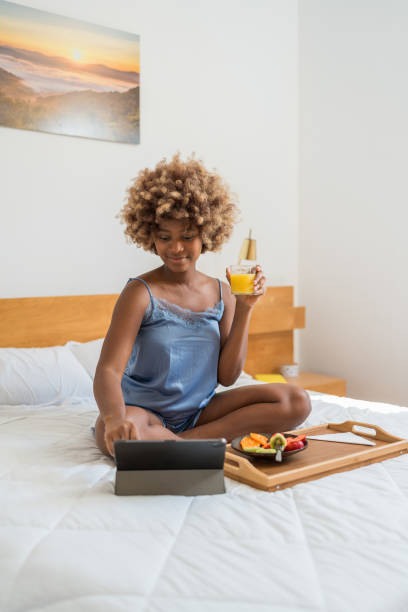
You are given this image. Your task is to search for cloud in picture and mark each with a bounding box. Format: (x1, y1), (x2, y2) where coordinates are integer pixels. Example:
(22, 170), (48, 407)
(0, 45), (139, 94)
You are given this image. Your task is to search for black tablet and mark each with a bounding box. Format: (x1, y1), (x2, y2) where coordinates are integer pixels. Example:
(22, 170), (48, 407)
(114, 438), (227, 471)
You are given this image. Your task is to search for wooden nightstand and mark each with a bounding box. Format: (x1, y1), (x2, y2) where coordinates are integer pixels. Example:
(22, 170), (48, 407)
(245, 287), (347, 398)
(284, 372), (347, 396)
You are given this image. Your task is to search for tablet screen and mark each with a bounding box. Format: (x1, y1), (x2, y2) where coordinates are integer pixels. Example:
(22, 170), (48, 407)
(114, 438), (227, 470)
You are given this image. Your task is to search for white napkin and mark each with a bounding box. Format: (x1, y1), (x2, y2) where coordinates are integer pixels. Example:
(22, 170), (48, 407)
(307, 432), (376, 446)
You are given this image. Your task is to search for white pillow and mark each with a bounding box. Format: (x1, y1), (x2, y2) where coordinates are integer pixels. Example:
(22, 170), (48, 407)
(65, 338), (104, 380)
(0, 345), (93, 406)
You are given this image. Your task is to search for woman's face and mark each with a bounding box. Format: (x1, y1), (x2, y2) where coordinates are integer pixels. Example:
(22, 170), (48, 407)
(153, 218), (203, 271)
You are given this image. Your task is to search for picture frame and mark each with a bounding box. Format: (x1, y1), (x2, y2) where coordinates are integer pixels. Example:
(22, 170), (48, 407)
(0, 0), (140, 144)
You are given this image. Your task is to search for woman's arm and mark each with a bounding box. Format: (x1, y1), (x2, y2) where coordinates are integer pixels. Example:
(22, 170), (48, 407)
(217, 289), (252, 386)
(93, 280), (150, 424)
(217, 266), (266, 386)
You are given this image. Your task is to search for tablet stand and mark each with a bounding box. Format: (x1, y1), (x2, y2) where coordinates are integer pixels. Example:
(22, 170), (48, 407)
(114, 438), (227, 496)
(115, 468), (226, 496)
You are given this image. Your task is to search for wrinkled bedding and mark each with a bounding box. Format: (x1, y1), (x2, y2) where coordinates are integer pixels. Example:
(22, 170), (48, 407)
(1, 387), (408, 612)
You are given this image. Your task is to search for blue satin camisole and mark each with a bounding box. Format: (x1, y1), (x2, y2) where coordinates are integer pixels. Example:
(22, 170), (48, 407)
(121, 277), (224, 433)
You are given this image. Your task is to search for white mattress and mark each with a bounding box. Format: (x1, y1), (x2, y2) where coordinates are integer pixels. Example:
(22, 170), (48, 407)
(1, 385), (408, 612)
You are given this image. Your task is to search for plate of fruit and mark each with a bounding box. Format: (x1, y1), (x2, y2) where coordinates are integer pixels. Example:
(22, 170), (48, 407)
(231, 432), (308, 462)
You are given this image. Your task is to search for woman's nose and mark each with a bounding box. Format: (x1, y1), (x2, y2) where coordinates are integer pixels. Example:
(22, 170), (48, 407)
(170, 240), (183, 253)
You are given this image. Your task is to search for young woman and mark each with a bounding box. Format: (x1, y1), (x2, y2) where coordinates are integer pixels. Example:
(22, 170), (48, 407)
(93, 154), (311, 457)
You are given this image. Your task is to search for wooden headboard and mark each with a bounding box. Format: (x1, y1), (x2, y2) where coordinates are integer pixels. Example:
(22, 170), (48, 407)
(0, 287), (305, 376)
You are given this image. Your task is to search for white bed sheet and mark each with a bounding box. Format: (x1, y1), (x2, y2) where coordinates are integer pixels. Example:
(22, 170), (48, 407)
(1, 383), (408, 612)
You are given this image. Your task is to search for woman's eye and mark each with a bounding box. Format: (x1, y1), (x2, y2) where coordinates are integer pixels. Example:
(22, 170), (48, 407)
(157, 234), (197, 241)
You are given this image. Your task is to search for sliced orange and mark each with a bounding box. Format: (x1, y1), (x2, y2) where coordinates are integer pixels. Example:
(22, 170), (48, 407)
(241, 436), (261, 449)
(249, 432), (268, 446)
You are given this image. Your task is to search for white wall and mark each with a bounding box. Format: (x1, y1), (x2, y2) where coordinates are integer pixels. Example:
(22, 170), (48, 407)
(1, 0), (299, 299)
(298, 0), (408, 404)
(2, 1), (406, 405)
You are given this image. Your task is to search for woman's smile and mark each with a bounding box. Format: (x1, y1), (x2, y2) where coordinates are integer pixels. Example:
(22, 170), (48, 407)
(167, 256), (188, 263)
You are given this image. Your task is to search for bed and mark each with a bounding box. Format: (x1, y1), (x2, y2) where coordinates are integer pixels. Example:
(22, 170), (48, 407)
(1, 289), (408, 612)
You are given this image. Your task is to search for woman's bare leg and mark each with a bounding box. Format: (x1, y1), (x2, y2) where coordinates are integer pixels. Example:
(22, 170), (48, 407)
(94, 404), (181, 458)
(94, 384), (312, 455)
(179, 383), (311, 442)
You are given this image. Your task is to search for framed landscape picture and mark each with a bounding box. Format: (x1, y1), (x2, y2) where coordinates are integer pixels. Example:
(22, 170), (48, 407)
(0, 0), (140, 144)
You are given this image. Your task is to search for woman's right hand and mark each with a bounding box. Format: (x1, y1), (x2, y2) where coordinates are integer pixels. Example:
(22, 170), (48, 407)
(104, 416), (140, 458)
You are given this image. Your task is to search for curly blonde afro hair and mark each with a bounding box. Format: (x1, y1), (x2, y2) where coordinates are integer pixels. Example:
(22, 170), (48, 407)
(117, 153), (240, 253)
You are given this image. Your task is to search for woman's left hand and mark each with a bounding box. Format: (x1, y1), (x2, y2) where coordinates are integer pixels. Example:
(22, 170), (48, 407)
(226, 265), (267, 308)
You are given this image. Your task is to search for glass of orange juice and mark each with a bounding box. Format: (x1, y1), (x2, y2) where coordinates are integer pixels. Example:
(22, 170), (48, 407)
(229, 264), (256, 295)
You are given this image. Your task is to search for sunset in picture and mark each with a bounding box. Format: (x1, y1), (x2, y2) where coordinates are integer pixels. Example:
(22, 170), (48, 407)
(0, 0), (140, 143)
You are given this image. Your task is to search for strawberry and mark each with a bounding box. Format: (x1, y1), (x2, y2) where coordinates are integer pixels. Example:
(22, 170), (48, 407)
(285, 439), (304, 451)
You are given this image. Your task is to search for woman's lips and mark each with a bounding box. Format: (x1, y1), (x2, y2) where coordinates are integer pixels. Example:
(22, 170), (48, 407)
(168, 256), (187, 262)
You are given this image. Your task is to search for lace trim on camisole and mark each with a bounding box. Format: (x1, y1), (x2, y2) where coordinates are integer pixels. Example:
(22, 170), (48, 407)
(130, 277), (224, 327)
(149, 296), (223, 327)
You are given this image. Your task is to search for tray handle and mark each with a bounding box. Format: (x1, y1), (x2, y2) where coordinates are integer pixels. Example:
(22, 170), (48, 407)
(224, 448), (267, 485)
(328, 420), (400, 443)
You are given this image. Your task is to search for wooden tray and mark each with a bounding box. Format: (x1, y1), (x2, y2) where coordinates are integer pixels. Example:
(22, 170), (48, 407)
(223, 420), (408, 492)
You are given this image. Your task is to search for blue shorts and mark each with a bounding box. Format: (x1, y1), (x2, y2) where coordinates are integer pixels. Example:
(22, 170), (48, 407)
(91, 407), (202, 436)
(158, 408), (203, 434)
(125, 404), (203, 434)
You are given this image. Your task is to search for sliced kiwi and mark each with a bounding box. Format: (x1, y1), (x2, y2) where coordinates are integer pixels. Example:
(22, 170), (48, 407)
(269, 433), (287, 450)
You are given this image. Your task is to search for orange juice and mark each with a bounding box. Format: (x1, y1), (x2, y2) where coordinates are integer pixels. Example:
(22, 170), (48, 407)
(230, 273), (255, 295)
